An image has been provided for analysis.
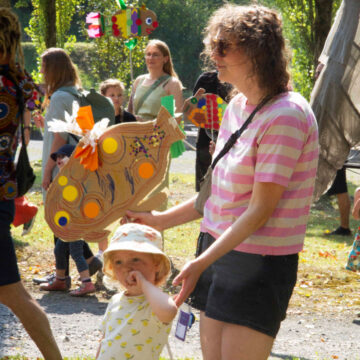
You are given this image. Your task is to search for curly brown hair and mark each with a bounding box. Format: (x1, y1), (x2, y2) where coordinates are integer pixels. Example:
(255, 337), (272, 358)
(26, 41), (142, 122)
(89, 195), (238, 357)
(0, 7), (24, 71)
(203, 4), (290, 97)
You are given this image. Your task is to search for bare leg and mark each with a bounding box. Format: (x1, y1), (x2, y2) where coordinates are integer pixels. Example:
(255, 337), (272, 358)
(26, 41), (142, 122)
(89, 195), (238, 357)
(79, 269), (91, 280)
(221, 322), (274, 360)
(0, 281), (62, 360)
(98, 238), (108, 253)
(337, 192), (351, 229)
(199, 312), (222, 360)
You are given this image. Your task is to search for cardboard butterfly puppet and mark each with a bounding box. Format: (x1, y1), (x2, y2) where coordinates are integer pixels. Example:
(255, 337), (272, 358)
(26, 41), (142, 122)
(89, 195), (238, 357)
(45, 105), (184, 243)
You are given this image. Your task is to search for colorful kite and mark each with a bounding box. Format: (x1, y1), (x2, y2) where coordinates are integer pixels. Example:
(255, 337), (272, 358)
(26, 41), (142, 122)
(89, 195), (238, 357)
(45, 106), (185, 243)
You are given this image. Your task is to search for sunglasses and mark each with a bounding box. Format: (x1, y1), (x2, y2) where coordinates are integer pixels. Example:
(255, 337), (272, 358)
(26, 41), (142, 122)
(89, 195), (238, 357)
(210, 38), (233, 57)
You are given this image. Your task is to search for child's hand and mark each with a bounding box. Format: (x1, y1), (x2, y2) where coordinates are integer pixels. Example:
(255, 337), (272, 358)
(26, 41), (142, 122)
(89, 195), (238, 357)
(126, 271), (146, 293)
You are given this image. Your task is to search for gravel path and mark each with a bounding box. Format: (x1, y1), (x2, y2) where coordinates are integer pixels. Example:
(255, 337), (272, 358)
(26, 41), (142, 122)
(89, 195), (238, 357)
(0, 287), (359, 359)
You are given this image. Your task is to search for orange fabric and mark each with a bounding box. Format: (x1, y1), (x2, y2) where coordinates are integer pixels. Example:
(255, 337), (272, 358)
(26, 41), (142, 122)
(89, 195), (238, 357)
(13, 196), (38, 227)
(74, 145), (99, 171)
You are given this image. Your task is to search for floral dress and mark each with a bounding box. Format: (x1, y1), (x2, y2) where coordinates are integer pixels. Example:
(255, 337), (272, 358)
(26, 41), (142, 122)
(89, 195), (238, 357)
(0, 64), (42, 200)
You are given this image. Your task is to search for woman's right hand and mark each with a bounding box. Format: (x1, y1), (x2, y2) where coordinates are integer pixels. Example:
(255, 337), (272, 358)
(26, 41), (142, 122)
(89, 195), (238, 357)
(121, 210), (164, 231)
(42, 171), (52, 191)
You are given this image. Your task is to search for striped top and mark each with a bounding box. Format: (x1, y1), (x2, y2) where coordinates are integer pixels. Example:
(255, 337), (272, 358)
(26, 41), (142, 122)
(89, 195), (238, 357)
(200, 92), (319, 255)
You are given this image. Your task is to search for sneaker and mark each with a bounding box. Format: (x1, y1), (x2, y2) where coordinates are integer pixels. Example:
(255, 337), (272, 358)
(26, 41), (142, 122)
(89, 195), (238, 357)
(88, 256), (103, 277)
(22, 214), (37, 236)
(70, 282), (96, 296)
(33, 273), (71, 288)
(327, 226), (352, 236)
(33, 273), (56, 285)
(40, 278), (69, 291)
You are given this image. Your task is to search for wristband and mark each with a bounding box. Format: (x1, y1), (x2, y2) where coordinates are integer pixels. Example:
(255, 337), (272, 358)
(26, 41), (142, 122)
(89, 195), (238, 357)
(24, 126), (31, 130)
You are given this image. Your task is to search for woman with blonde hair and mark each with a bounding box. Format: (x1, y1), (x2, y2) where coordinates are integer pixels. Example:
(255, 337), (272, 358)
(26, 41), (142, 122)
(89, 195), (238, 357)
(128, 39), (183, 121)
(126, 4), (319, 359)
(0, 7), (62, 359)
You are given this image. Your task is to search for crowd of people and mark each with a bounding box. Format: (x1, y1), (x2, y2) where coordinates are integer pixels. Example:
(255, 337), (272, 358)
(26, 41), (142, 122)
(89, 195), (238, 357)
(1, 1), (358, 359)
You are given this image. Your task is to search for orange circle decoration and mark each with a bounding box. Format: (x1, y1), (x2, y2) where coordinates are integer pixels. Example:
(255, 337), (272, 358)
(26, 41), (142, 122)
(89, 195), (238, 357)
(83, 201), (100, 219)
(58, 176), (68, 186)
(138, 162), (154, 179)
(62, 185), (78, 202)
(102, 137), (118, 154)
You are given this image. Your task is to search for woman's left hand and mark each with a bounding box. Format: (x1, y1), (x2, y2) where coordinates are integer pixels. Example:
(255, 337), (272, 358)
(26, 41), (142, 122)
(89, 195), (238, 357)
(172, 259), (205, 307)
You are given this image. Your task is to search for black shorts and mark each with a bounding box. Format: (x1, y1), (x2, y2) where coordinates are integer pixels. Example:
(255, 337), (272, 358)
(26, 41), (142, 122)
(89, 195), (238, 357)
(327, 167), (348, 196)
(189, 232), (298, 338)
(0, 200), (20, 286)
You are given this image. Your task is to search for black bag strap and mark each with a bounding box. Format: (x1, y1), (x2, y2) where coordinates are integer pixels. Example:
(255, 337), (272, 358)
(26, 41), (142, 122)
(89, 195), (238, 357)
(211, 95), (272, 170)
(0, 68), (27, 147)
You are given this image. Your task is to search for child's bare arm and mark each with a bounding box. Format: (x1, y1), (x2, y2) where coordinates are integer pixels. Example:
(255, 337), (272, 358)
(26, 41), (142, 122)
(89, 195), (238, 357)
(131, 271), (177, 323)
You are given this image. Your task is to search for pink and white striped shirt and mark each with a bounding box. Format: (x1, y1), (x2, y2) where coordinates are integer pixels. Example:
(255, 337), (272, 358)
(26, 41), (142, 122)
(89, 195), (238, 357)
(200, 92), (319, 255)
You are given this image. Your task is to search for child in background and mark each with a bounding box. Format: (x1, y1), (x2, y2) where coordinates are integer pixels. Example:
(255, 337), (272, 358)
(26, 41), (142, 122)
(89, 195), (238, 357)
(346, 187), (360, 271)
(100, 79), (136, 124)
(40, 144), (96, 296)
(96, 223), (177, 359)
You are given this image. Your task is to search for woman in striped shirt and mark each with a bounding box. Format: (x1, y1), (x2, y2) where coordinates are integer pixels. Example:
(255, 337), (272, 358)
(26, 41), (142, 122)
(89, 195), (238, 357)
(126, 4), (319, 360)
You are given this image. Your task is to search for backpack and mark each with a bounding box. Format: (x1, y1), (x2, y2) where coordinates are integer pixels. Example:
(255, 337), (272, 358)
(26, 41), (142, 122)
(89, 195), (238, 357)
(59, 87), (115, 125)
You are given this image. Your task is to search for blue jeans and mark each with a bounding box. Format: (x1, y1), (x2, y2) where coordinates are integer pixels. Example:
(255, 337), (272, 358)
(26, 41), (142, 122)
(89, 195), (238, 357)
(54, 239), (89, 274)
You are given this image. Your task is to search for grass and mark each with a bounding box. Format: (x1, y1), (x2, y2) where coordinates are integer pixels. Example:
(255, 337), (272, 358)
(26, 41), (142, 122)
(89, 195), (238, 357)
(5, 166), (360, 360)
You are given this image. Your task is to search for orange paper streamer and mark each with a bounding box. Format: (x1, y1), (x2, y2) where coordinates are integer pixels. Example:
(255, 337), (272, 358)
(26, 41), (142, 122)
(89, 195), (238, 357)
(76, 106), (94, 131)
(73, 106), (99, 171)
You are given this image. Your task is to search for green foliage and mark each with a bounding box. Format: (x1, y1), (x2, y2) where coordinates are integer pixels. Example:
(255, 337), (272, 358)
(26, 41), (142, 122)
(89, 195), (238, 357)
(263, 0), (341, 99)
(56, 0), (82, 48)
(17, 0), (85, 81)
(77, 0), (148, 89)
(22, 42), (39, 75)
(145, 0), (244, 90)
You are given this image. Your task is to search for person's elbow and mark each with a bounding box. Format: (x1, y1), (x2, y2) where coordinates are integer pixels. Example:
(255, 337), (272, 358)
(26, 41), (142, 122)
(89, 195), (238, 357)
(157, 298), (178, 324)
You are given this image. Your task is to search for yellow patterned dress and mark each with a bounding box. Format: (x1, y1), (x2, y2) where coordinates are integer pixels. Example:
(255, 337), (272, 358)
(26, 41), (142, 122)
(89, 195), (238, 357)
(98, 292), (172, 360)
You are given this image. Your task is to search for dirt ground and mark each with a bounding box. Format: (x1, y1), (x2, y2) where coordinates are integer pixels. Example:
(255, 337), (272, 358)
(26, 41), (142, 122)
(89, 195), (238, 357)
(0, 255), (359, 360)
(1, 146), (360, 359)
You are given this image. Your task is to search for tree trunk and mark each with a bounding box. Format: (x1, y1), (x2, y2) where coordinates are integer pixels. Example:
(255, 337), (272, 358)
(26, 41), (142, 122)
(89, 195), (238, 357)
(313, 0), (334, 66)
(0, 0), (11, 7)
(42, 0), (56, 48)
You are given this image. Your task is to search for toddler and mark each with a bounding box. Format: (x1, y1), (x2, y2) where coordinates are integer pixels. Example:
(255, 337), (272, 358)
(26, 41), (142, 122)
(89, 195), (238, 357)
(100, 79), (136, 124)
(40, 144), (96, 296)
(96, 223), (177, 359)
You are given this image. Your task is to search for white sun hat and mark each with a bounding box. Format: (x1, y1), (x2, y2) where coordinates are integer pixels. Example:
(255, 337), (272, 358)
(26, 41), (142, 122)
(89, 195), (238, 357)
(103, 223), (171, 283)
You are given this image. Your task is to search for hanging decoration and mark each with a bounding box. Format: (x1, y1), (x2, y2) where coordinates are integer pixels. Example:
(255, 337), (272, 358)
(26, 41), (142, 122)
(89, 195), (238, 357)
(86, 2), (158, 82)
(86, 4), (158, 39)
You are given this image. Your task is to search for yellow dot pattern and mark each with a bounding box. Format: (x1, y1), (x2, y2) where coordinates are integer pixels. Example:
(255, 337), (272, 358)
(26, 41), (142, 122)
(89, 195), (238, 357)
(102, 137), (118, 154)
(63, 185), (78, 202)
(58, 176), (68, 186)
